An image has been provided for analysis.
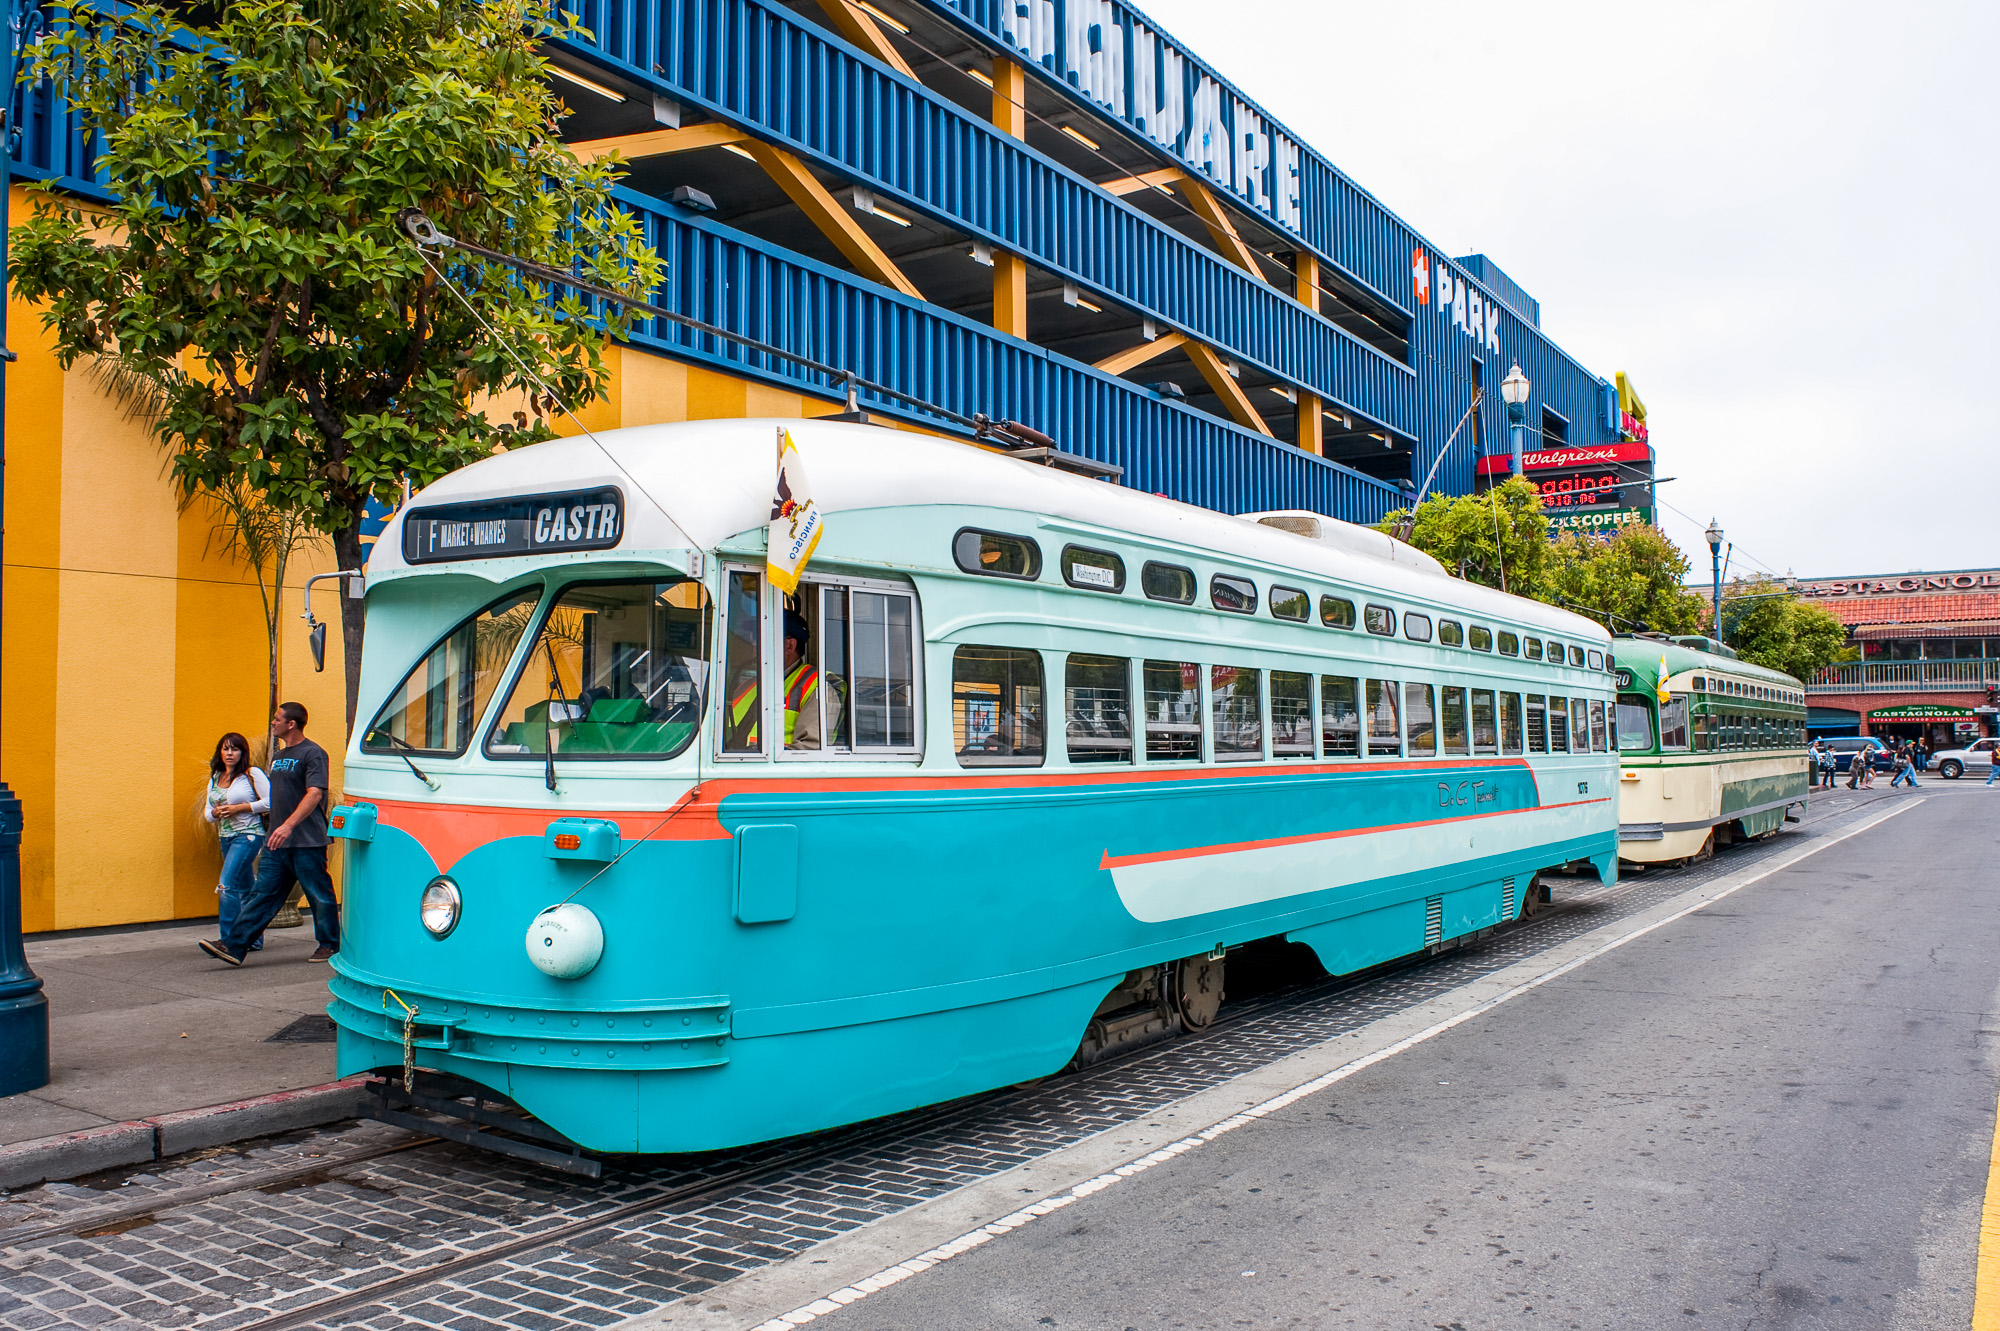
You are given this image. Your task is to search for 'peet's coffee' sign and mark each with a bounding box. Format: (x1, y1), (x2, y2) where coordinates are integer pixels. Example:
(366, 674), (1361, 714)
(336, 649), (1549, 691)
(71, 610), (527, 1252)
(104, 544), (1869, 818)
(1799, 570), (2000, 598)
(403, 487), (624, 564)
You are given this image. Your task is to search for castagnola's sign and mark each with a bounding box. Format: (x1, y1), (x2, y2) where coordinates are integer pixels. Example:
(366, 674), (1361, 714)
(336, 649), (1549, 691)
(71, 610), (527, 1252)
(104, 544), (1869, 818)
(403, 487), (624, 564)
(1798, 570), (2000, 598)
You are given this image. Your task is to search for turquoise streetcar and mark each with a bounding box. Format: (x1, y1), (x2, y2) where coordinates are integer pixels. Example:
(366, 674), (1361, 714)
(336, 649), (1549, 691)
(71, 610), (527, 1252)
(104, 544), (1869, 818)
(327, 418), (1620, 1153)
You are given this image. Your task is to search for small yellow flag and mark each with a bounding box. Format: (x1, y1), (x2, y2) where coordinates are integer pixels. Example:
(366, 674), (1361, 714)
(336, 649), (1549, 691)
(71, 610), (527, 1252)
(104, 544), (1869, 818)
(765, 428), (824, 595)
(1656, 654), (1672, 705)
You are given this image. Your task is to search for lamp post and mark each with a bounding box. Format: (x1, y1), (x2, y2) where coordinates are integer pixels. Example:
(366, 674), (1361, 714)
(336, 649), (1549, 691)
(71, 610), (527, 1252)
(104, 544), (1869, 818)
(1500, 362), (1530, 477)
(0, 0), (48, 1097)
(1705, 518), (1725, 648)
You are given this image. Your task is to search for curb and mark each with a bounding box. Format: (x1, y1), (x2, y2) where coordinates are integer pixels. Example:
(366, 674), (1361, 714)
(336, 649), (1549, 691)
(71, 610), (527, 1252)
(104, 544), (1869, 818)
(0, 1077), (373, 1192)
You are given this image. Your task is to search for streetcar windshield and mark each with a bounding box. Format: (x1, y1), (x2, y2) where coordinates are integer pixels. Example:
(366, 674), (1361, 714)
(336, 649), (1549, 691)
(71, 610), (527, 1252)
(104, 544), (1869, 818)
(484, 579), (711, 760)
(364, 589), (542, 757)
(1615, 694), (1655, 752)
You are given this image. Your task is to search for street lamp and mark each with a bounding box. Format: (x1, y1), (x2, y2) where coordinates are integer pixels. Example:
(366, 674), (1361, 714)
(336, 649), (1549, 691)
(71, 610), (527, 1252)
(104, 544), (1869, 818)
(1705, 518), (1725, 647)
(0, 0), (47, 1098)
(1500, 362), (1530, 476)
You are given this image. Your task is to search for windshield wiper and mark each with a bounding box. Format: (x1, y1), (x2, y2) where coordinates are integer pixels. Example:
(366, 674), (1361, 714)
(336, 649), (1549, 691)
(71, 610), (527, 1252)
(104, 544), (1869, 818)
(542, 638), (570, 793)
(367, 731), (441, 791)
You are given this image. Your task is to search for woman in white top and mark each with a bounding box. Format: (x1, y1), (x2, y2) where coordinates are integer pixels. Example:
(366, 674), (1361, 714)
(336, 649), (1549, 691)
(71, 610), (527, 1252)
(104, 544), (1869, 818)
(205, 732), (272, 952)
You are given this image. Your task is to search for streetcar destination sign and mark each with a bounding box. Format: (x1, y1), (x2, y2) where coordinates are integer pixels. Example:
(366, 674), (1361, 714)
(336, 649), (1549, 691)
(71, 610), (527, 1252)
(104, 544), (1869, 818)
(403, 487), (624, 564)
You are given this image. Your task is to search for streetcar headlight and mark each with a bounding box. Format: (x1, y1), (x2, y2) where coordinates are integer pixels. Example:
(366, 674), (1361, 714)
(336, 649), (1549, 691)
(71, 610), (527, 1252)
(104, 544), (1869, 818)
(420, 876), (461, 938)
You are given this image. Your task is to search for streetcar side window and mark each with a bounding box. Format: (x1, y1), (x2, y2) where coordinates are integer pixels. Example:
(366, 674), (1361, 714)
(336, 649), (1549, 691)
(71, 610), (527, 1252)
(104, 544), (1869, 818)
(1498, 631), (1520, 657)
(1271, 671), (1314, 758)
(1570, 646), (1587, 667)
(1500, 693), (1524, 755)
(1526, 694), (1548, 753)
(1469, 625), (1493, 652)
(483, 579), (713, 763)
(1441, 687), (1469, 755)
(1364, 605), (1395, 636)
(1524, 637), (1544, 662)
(1061, 545), (1126, 593)
(1366, 678), (1401, 757)
(1692, 711), (1713, 752)
(1321, 675), (1359, 757)
(1545, 640), (1562, 666)
(1659, 697), (1691, 751)
(367, 588), (541, 759)
(1142, 562), (1196, 604)
(1547, 697), (1569, 752)
(954, 529), (1041, 580)
(953, 646), (1045, 767)
(1403, 613), (1433, 643)
(837, 587), (918, 752)
(1143, 660), (1202, 761)
(1269, 587), (1311, 622)
(1614, 696), (1654, 751)
(1211, 575), (1258, 615)
(1590, 700), (1608, 752)
(1470, 689), (1498, 755)
(720, 571), (765, 755)
(1572, 697), (1594, 752)
(1438, 619), (1464, 647)
(1320, 596), (1356, 629)
(1404, 683), (1436, 756)
(1588, 649), (1604, 671)
(1212, 665), (1263, 761)
(1065, 654), (1133, 764)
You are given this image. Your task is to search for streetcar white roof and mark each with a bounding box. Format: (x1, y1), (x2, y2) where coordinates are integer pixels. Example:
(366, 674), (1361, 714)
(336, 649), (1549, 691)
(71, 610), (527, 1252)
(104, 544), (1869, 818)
(371, 418), (1607, 642)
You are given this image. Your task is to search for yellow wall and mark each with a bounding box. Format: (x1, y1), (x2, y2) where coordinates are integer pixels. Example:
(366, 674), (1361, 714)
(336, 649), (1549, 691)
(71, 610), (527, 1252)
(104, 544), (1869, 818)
(2, 216), (941, 930)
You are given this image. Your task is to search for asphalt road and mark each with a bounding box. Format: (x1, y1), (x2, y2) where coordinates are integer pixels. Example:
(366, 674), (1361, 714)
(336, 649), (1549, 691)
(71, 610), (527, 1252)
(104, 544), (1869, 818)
(810, 786), (2000, 1330)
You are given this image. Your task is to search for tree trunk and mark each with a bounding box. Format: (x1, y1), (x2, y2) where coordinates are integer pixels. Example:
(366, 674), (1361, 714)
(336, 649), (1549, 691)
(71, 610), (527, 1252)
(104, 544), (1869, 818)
(333, 526), (370, 739)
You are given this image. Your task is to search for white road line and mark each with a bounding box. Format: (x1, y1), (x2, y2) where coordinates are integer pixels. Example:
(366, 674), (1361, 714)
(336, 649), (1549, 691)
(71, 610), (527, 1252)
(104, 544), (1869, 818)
(627, 797), (1927, 1331)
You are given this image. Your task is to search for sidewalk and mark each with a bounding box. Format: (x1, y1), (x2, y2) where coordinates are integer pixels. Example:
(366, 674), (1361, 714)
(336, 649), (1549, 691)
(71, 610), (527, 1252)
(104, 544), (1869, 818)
(0, 918), (369, 1185)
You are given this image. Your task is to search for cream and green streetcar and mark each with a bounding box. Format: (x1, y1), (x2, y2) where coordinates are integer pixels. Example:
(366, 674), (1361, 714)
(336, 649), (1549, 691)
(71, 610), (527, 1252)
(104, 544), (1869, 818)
(1613, 635), (1811, 863)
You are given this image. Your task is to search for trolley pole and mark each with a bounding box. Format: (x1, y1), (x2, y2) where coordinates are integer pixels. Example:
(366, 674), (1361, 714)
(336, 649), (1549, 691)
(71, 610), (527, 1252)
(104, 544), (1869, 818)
(1705, 518), (1725, 649)
(0, 0), (49, 1098)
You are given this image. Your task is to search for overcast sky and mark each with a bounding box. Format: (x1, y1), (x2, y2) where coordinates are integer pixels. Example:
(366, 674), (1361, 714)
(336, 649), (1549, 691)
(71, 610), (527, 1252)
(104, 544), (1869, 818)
(1135, 0), (1999, 581)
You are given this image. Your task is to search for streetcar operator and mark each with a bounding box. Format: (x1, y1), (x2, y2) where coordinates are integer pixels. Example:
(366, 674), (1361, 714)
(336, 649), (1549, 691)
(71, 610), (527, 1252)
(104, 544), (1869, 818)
(725, 608), (820, 749)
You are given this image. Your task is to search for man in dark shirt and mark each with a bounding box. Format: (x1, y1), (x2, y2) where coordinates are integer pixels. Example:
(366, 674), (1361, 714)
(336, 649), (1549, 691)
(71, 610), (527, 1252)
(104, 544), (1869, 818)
(200, 701), (339, 965)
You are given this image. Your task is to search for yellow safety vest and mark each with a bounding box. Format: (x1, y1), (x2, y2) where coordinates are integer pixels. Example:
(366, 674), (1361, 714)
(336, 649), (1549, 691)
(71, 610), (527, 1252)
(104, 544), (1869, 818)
(784, 659), (819, 746)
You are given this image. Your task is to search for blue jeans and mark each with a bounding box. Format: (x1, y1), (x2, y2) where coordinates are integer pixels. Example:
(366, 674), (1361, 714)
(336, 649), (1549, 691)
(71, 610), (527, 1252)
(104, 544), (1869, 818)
(225, 844), (338, 954)
(217, 833), (266, 951)
(1986, 763), (1999, 786)
(1891, 765), (1917, 787)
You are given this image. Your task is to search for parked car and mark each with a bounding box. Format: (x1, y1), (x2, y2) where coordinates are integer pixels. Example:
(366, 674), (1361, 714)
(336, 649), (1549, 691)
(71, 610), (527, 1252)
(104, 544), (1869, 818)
(1821, 736), (1893, 774)
(1933, 736), (1999, 779)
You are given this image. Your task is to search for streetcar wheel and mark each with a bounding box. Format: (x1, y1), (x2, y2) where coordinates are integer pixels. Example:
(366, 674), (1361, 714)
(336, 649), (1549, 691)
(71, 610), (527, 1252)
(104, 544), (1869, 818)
(1692, 829), (1716, 863)
(1941, 761), (1963, 780)
(1175, 955), (1225, 1031)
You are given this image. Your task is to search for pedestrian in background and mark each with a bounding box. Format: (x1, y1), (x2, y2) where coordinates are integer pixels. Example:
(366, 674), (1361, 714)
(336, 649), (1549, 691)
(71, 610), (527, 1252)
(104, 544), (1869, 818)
(1917, 739), (1931, 772)
(1889, 742), (1919, 788)
(1845, 744), (1865, 790)
(1859, 743), (1879, 788)
(203, 732), (270, 953)
(200, 702), (338, 966)
(1814, 741), (1836, 790)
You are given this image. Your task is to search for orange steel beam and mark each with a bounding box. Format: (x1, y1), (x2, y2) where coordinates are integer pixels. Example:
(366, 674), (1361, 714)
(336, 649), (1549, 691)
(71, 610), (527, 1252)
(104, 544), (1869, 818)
(1184, 341), (1273, 436)
(1092, 332), (1187, 377)
(1100, 166), (1186, 197)
(1170, 176), (1270, 285)
(813, 0), (918, 80)
(1296, 389), (1324, 455)
(567, 123), (748, 164)
(1294, 251), (1320, 310)
(993, 252), (1029, 338)
(738, 141), (924, 300)
(991, 56), (1026, 138)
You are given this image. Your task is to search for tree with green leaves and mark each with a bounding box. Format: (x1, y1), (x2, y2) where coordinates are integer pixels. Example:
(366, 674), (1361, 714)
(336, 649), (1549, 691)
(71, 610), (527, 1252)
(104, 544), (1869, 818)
(12, 0), (663, 728)
(1375, 478), (1551, 596)
(1723, 577), (1849, 683)
(1543, 524), (1711, 636)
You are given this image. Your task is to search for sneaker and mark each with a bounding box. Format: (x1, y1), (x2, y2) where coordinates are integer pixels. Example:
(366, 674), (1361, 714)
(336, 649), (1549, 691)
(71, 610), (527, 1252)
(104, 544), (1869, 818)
(199, 939), (245, 967)
(309, 946), (338, 962)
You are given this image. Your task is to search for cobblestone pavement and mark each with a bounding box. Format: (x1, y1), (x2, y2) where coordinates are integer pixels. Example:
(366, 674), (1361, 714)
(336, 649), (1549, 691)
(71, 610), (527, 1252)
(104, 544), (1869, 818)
(0, 787), (1921, 1331)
